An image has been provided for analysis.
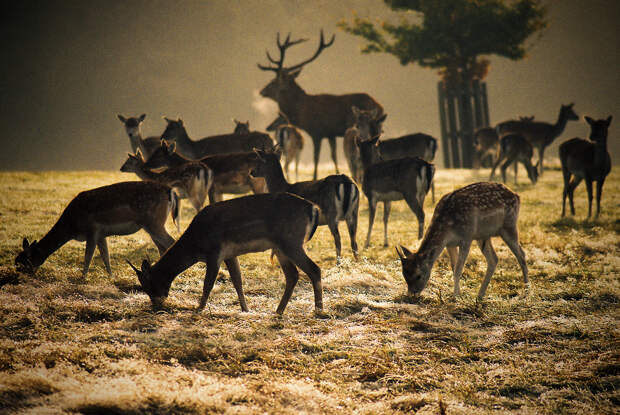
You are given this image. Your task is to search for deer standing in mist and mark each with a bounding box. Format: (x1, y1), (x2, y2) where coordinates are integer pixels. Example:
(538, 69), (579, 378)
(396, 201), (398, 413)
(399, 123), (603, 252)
(143, 141), (267, 203)
(266, 112), (304, 180)
(258, 30), (384, 180)
(159, 117), (274, 160)
(396, 182), (528, 301)
(15, 182), (179, 277)
(497, 103), (579, 175)
(474, 117), (534, 169)
(489, 133), (539, 185)
(117, 114), (162, 160)
(560, 115), (612, 219)
(251, 147), (359, 259)
(120, 151), (213, 214)
(128, 193), (322, 315)
(357, 137), (435, 248)
(233, 119), (250, 135)
(343, 107), (385, 185)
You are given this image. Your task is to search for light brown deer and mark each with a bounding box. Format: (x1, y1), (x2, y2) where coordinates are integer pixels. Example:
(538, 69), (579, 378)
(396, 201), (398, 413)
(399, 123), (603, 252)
(497, 103), (579, 175)
(160, 117), (274, 160)
(233, 119), (250, 135)
(396, 182), (528, 300)
(560, 115), (613, 218)
(343, 107), (385, 185)
(489, 133), (539, 185)
(267, 113), (305, 181)
(143, 141), (267, 203)
(258, 30), (384, 180)
(120, 151), (213, 214)
(251, 147), (359, 259)
(15, 182), (178, 277)
(357, 137), (435, 248)
(117, 114), (162, 160)
(127, 193), (322, 315)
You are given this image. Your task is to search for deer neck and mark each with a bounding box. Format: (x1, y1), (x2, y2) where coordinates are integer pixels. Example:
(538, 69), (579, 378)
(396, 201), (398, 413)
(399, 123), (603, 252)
(593, 137), (609, 167)
(261, 161), (290, 193)
(416, 223), (449, 266)
(172, 127), (196, 158)
(131, 163), (158, 182)
(32, 220), (74, 267)
(276, 83), (306, 123)
(550, 109), (571, 141)
(128, 131), (143, 154)
(149, 237), (199, 294)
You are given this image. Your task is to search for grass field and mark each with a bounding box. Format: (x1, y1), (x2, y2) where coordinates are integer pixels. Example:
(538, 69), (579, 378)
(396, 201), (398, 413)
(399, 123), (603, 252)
(0, 165), (618, 414)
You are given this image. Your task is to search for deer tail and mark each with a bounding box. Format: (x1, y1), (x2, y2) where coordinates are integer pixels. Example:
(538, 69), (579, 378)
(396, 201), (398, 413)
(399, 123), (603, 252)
(306, 204), (320, 242)
(169, 188), (180, 233)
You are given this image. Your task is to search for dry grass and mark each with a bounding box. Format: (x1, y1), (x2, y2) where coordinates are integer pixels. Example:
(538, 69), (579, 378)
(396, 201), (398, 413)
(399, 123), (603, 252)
(0, 165), (618, 414)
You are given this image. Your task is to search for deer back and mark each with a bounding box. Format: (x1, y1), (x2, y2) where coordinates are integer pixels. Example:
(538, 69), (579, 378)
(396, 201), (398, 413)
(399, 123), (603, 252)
(378, 133), (438, 162)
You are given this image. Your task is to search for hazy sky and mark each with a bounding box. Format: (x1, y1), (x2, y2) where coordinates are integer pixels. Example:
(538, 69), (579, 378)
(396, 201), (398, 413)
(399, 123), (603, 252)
(1, 0), (618, 170)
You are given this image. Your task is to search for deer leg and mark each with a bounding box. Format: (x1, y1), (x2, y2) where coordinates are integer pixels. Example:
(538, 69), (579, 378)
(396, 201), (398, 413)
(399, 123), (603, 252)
(595, 178), (605, 218)
(431, 180), (435, 204)
(224, 257), (248, 312)
(452, 240), (472, 297)
(499, 225), (528, 286)
(476, 239), (498, 300)
(538, 146), (545, 175)
(273, 250), (300, 315)
(327, 136), (339, 174)
(561, 169), (571, 217)
(345, 203), (359, 260)
(500, 158), (513, 184)
(327, 219), (342, 258)
(82, 233), (98, 277)
(513, 160), (518, 184)
(295, 152), (300, 181)
(567, 176), (582, 216)
(284, 157), (291, 181)
(403, 193), (425, 239)
(278, 245), (322, 313)
(96, 237), (112, 276)
(198, 256), (221, 310)
(585, 178), (593, 219)
(311, 136), (322, 180)
(365, 196), (377, 248)
(144, 224), (175, 256)
(489, 155), (503, 181)
(446, 246), (458, 273)
(382, 201), (391, 247)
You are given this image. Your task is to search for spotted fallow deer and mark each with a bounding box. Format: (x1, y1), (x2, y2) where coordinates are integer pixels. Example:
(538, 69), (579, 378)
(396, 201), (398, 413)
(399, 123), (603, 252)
(489, 133), (539, 185)
(15, 181), (179, 277)
(117, 114), (162, 160)
(560, 115), (613, 219)
(396, 182), (528, 301)
(120, 151), (213, 214)
(266, 112), (304, 181)
(128, 193), (322, 315)
(143, 141), (267, 203)
(357, 137), (435, 248)
(258, 30), (384, 180)
(497, 103), (579, 175)
(251, 147), (359, 259)
(159, 117), (274, 160)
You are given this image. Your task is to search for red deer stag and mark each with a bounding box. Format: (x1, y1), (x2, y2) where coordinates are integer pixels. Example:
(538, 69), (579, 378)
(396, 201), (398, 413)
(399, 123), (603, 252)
(396, 182), (528, 301)
(497, 103), (579, 175)
(560, 115), (612, 219)
(357, 137), (435, 248)
(251, 147), (359, 259)
(127, 193), (322, 315)
(258, 30), (384, 180)
(159, 117), (273, 160)
(15, 182), (178, 277)
(120, 151), (213, 214)
(489, 133), (539, 185)
(143, 141), (267, 203)
(117, 114), (162, 160)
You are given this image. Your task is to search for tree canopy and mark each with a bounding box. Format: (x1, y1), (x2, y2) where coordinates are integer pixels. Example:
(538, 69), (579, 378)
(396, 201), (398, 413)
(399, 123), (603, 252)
(338, 0), (547, 85)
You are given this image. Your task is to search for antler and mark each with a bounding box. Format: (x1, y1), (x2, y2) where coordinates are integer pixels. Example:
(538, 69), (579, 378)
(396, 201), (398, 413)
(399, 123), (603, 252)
(257, 32), (308, 72)
(286, 29), (335, 72)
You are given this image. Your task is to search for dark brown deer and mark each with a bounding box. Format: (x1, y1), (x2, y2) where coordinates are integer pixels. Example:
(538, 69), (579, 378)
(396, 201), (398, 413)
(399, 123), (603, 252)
(120, 151), (213, 214)
(489, 133), (539, 185)
(160, 117), (274, 160)
(396, 182), (528, 301)
(560, 115), (613, 218)
(127, 193), (322, 315)
(233, 119), (250, 135)
(251, 147), (359, 259)
(497, 103), (579, 175)
(473, 127), (499, 168)
(15, 182), (178, 277)
(117, 114), (162, 160)
(258, 30), (384, 180)
(143, 141), (267, 203)
(357, 137), (435, 248)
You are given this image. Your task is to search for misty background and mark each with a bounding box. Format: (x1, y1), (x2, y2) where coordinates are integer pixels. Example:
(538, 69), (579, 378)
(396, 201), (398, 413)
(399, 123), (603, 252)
(1, 0), (618, 171)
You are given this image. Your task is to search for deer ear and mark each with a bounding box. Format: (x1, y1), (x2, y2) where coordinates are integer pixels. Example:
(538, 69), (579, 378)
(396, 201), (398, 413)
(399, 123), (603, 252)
(376, 113), (387, 124)
(400, 245), (414, 258)
(163, 116), (173, 123)
(138, 114), (146, 122)
(395, 246), (404, 261)
(289, 67), (302, 78)
(117, 114), (127, 123)
(178, 118), (183, 126)
(606, 115), (613, 125)
(22, 237), (30, 250)
(585, 116), (594, 125)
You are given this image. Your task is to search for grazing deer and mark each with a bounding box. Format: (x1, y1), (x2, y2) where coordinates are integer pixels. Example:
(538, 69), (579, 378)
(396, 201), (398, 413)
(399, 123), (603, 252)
(127, 193), (322, 315)
(266, 113), (305, 181)
(160, 117), (274, 160)
(117, 114), (162, 160)
(343, 107), (386, 185)
(258, 30), (384, 180)
(473, 127), (499, 168)
(120, 151), (213, 213)
(560, 115), (613, 218)
(489, 133), (539, 185)
(251, 147), (359, 259)
(233, 119), (250, 135)
(396, 182), (528, 300)
(497, 103), (579, 175)
(357, 137), (435, 248)
(15, 182), (178, 277)
(143, 141), (267, 203)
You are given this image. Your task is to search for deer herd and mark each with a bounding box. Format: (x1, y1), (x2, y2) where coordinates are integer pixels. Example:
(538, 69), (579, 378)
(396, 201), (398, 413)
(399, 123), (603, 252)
(15, 31), (613, 315)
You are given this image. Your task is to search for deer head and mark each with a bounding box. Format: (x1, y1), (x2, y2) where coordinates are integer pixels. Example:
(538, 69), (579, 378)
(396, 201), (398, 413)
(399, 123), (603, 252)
(351, 106), (386, 140)
(120, 151), (145, 172)
(257, 30), (335, 101)
(127, 259), (168, 308)
(233, 119), (250, 134)
(561, 103), (579, 122)
(396, 245), (432, 296)
(160, 117), (184, 142)
(118, 114), (146, 138)
(585, 115), (612, 142)
(15, 237), (41, 274)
